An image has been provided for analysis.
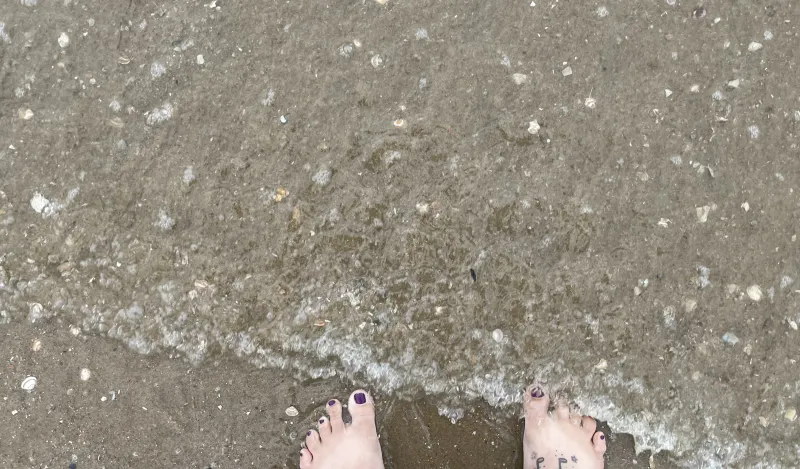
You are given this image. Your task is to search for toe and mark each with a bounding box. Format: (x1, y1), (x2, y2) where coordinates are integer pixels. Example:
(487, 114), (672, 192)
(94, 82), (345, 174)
(592, 431), (608, 454)
(299, 448), (313, 469)
(554, 400), (570, 420)
(326, 398), (345, 432)
(523, 384), (549, 421)
(568, 402), (583, 426)
(348, 389), (377, 429)
(305, 429), (321, 451)
(317, 416), (331, 435)
(581, 416), (597, 436)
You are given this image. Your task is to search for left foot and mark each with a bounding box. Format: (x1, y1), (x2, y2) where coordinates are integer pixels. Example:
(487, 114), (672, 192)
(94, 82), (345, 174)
(299, 389), (385, 469)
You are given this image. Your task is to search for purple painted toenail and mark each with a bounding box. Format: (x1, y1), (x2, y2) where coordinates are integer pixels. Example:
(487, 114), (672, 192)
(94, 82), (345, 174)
(328, 400), (336, 406)
(319, 418), (325, 424)
(307, 430), (312, 436)
(354, 392), (367, 404)
(531, 386), (544, 398)
(600, 434), (605, 440)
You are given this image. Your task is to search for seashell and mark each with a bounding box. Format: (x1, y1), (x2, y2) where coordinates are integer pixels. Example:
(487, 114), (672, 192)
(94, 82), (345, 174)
(21, 376), (37, 392)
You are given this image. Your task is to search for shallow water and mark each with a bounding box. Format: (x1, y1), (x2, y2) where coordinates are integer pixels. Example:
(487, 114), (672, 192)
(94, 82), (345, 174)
(2, 0), (799, 467)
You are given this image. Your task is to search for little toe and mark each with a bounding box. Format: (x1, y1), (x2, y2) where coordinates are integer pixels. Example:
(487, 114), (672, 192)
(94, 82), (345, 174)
(326, 398), (345, 432)
(317, 416), (331, 435)
(348, 389), (377, 429)
(305, 429), (321, 451)
(522, 384), (549, 419)
(581, 416), (597, 436)
(299, 448), (313, 469)
(592, 431), (608, 454)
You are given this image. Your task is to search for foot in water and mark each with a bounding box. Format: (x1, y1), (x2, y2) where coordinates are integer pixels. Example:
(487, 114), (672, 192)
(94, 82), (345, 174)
(299, 389), (385, 469)
(522, 384), (607, 469)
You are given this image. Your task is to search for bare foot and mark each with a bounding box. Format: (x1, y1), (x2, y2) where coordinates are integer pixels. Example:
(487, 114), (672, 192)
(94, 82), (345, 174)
(522, 384), (607, 469)
(299, 389), (385, 469)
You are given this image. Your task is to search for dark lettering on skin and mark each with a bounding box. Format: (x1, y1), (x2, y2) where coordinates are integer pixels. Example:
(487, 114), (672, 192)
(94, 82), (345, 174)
(535, 457), (545, 469)
(557, 457), (568, 469)
(571, 455), (578, 463)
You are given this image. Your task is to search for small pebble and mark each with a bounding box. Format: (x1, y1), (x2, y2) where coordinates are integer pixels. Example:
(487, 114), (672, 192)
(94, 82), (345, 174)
(596, 6), (609, 17)
(58, 32), (70, 48)
(279, 115), (288, 124)
(748, 42), (763, 52)
(696, 205), (710, 223)
(746, 285), (762, 301)
(764, 30), (773, 41)
(512, 73), (529, 85)
(80, 368), (91, 381)
(492, 329), (504, 342)
(31, 339), (42, 351)
(562, 66), (572, 77)
(183, 166), (195, 185)
(584, 97), (596, 109)
(594, 359), (608, 371)
(785, 408), (797, 422)
(665, 89), (673, 97)
(727, 79), (740, 89)
(721, 332), (739, 345)
(527, 120), (540, 135)
(747, 125), (759, 139)
(312, 168), (331, 186)
(196, 54), (204, 65)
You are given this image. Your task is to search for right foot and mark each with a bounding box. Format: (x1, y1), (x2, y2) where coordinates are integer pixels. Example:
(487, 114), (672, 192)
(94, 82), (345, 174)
(299, 389), (385, 469)
(522, 384), (607, 469)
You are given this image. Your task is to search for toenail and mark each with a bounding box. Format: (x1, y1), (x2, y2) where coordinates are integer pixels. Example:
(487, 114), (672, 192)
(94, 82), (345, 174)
(531, 386), (545, 398)
(319, 418), (325, 424)
(354, 392), (367, 404)
(600, 434), (605, 440)
(328, 400), (336, 406)
(307, 430), (312, 436)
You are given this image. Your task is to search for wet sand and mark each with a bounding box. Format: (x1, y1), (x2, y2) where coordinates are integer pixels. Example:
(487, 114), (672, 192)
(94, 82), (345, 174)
(1, 322), (677, 468)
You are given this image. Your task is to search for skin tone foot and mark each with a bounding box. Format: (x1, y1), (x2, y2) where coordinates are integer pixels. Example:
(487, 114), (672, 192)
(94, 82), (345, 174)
(522, 384), (607, 469)
(299, 389), (385, 469)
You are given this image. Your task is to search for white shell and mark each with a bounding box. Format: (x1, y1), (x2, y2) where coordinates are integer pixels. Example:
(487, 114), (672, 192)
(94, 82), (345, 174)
(746, 285), (762, 302)
(285, 406), (299, 417)
(80, 368), (91, 381)
(492, 329), (504, 342)
(21, 376), (37, 391)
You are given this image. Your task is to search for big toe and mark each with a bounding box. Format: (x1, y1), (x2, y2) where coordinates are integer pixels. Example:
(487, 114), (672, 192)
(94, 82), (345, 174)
(523, 384), (549, 421)
(348, 389), (377, 430)
(592, 431), (608, 455)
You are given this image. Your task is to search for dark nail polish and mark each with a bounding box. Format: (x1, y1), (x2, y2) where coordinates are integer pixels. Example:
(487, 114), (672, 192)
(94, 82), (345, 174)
(600, 434), (605, 440)
(531, 386), (544, 398)
(328, 400), (336, 406)
(319, 418), (325, 424)
(354, 392), (366, 404)
(307, 430), (312, 436)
